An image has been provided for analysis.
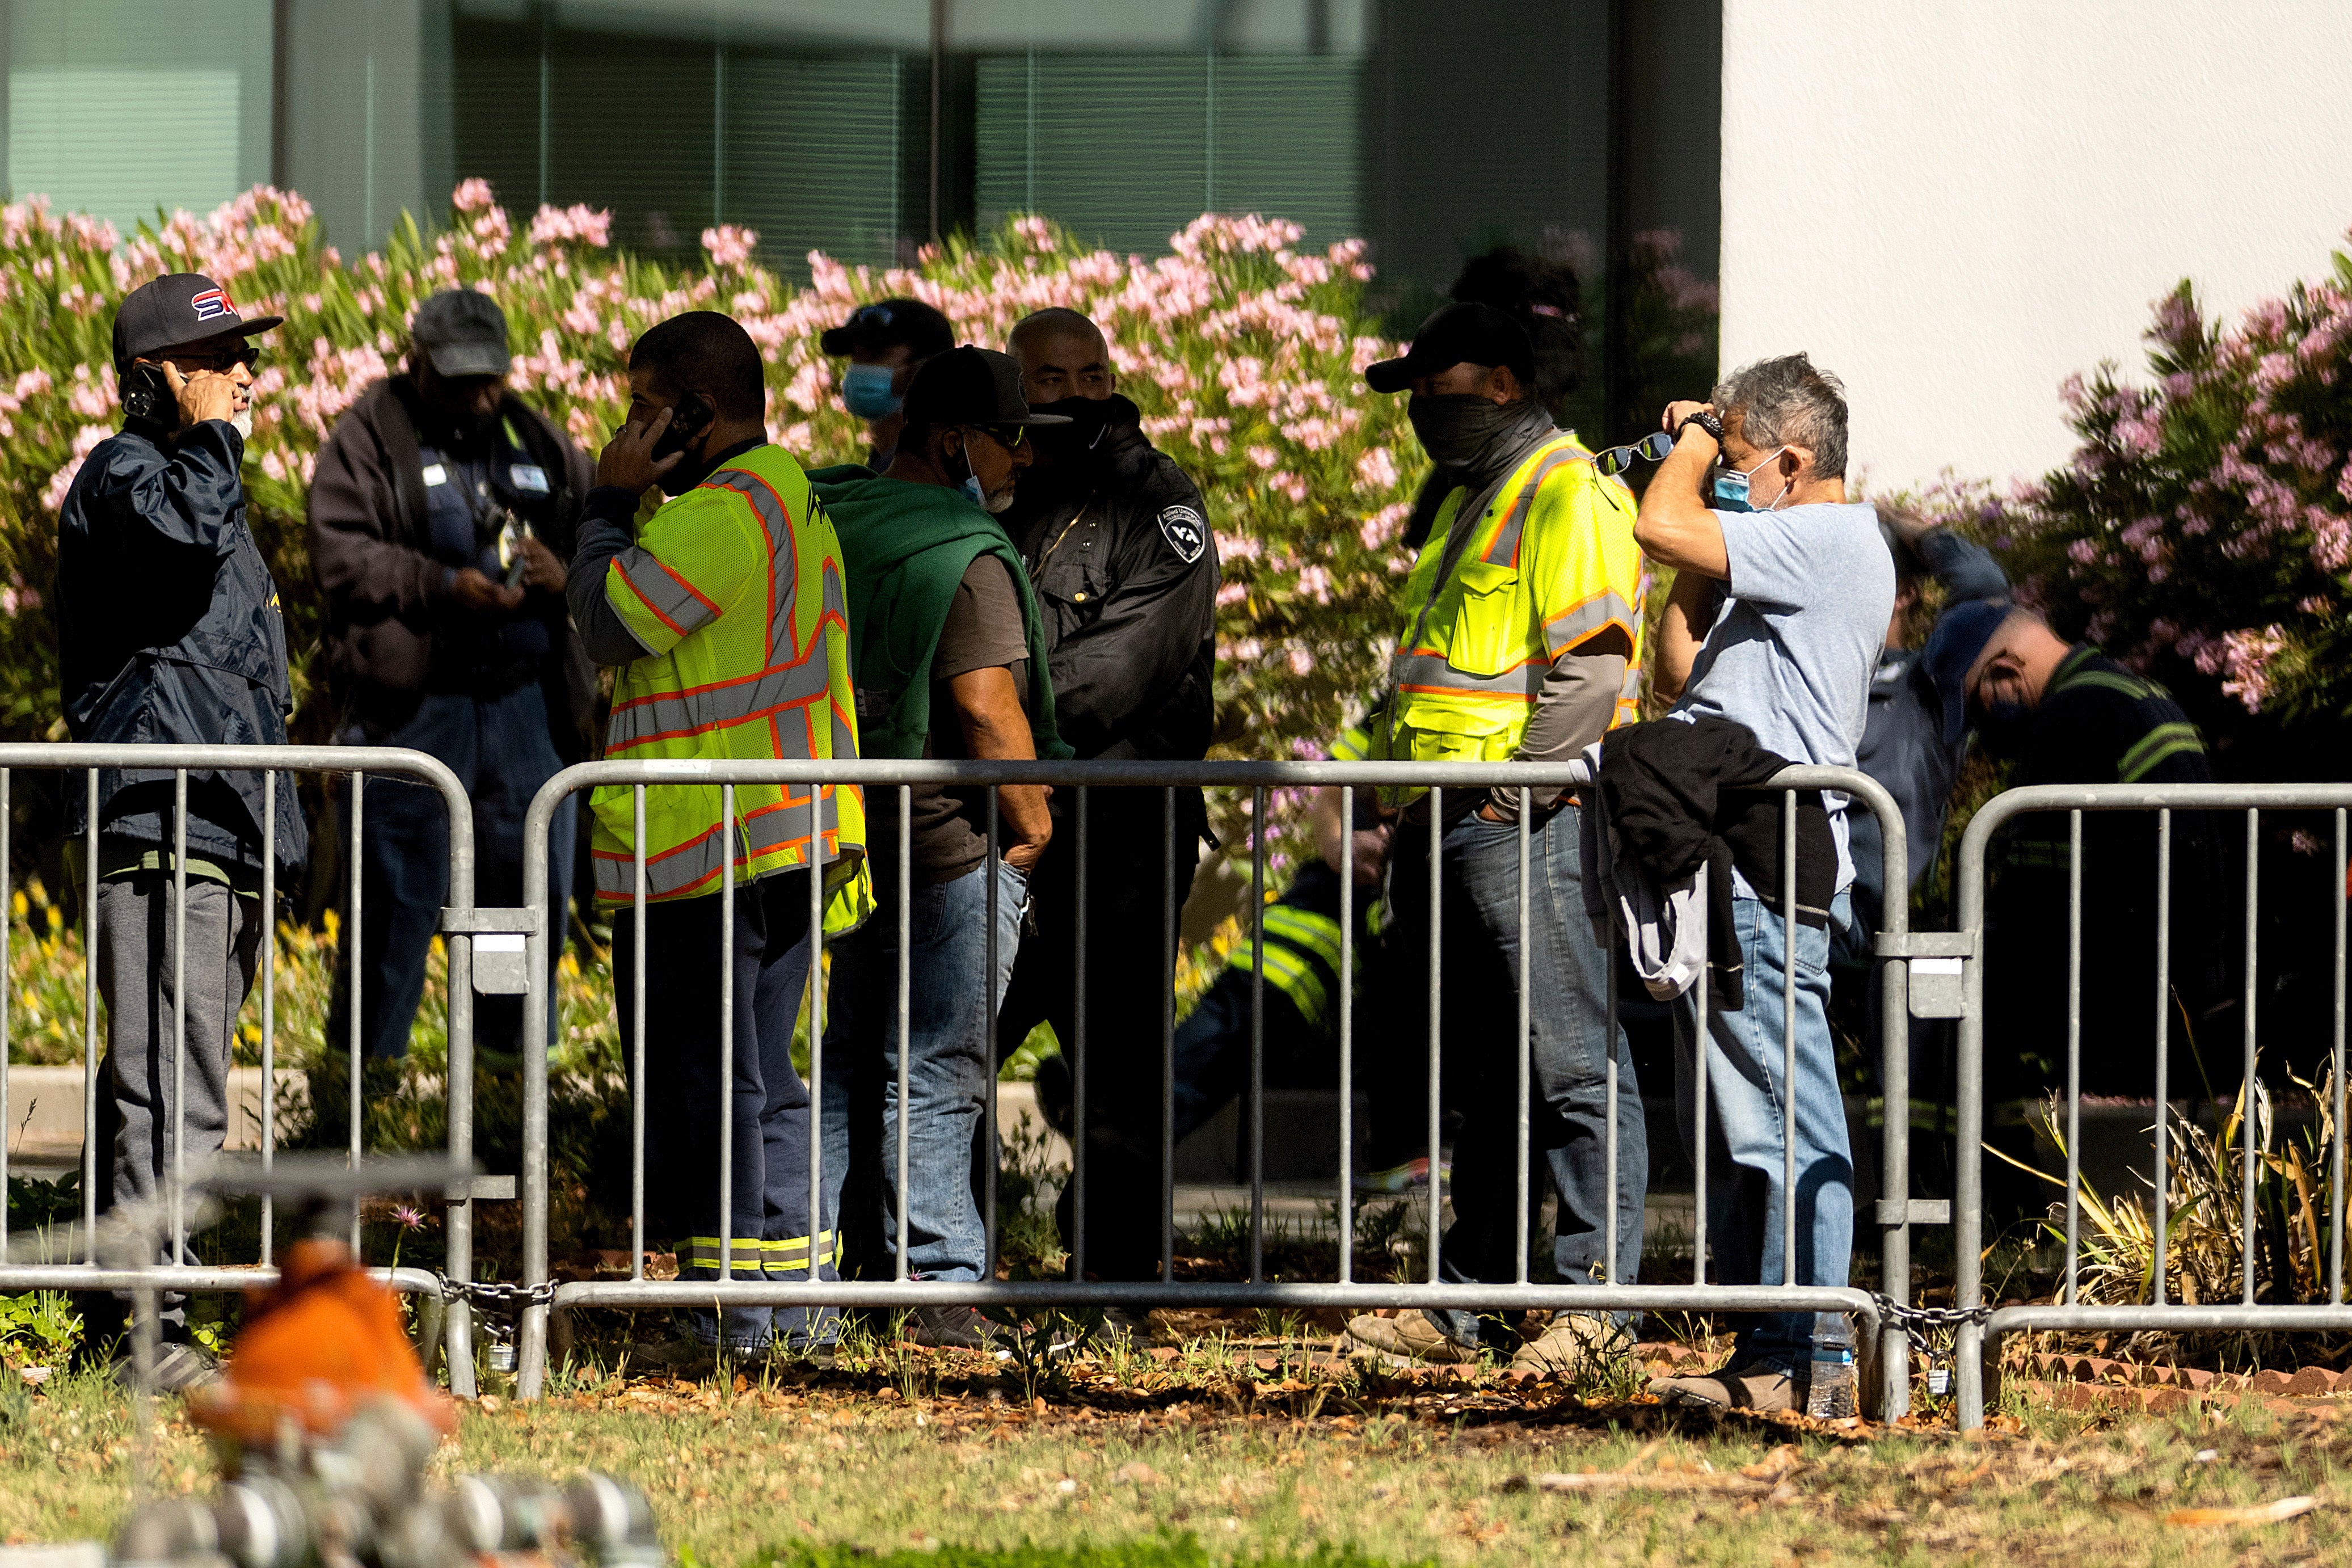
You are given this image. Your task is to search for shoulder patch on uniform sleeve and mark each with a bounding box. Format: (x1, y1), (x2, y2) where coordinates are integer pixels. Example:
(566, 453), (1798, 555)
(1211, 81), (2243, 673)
(1157, 504), (1207, 564)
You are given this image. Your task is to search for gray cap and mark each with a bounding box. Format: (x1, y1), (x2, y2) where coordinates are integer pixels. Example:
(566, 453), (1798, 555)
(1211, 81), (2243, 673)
(412, 288), (511, 379)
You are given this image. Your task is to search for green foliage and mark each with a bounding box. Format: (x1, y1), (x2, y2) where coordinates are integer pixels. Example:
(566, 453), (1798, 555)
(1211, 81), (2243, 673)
(1970, 241), (2352, 735)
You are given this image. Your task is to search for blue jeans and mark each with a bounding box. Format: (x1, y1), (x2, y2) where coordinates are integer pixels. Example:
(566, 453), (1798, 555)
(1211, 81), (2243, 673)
(1672, 891), (1854, 1372)
(821, 857), (1026, 1282)
(616, 871), (834, 1351)
(1383, 804), (1648, 1345)
(328, 686), (576, 1065)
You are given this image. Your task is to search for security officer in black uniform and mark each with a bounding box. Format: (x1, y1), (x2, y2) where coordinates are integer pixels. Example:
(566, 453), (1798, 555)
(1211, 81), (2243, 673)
(997, 306), (1219, 1284)
(57, 272), (306, 1387)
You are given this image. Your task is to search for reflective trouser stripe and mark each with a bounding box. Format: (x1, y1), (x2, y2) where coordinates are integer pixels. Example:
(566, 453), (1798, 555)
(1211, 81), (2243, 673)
(682, 1237), (772, 1274)
(764, 1232), (842, 1275)
(681, 1233), (842, 1274)
(1232, 942), (1329, 1030)
(1262, 905), (1345, 975)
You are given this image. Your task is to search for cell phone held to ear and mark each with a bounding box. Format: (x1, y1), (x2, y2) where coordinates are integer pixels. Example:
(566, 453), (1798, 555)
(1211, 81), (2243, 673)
(652, 393), (713, 460)
(122, 362), (175, 425)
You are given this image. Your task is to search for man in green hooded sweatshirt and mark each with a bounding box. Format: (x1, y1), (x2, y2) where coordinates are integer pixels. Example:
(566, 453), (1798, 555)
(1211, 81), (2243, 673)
(811, 345), (1070, 1349)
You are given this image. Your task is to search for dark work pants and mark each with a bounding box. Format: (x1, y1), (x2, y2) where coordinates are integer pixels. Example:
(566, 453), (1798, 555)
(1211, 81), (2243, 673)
(614, 869), (834, 1350)
(327, 686), (576, 1067)
(88, 871), (263, 1346)
(996, 787), (1199, 1282)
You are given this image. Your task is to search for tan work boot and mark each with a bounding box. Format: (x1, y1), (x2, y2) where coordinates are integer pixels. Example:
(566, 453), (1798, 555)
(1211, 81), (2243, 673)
(1507, 1313), (1616, 1380)
(1342, 1309), (1477, 1366)
(1647, 1360), (1798, 1412)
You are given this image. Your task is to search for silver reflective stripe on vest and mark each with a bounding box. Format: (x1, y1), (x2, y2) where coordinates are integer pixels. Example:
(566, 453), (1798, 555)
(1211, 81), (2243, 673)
(610, 549), (719, 639)
(1389, 651), (1546, 699)
(605, 659), (839, 754)
(701, 466), (806, 656)
(605, 785), (845, 901)
(1478, 441), (1595, 567)
(1542, 591), (1641, 657)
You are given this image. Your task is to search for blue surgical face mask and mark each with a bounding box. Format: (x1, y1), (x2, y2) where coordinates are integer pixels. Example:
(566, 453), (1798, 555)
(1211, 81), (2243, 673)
(1711, 446), (1788, 513)
(841, 362), (903, 421)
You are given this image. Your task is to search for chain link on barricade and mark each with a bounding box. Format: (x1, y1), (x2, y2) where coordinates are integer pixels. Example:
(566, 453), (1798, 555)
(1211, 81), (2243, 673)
(0, 744), (485, 1401)
(438, 1274), (559, 1375)
(1951, 783), (2352, 1431)
(1872, 1293), (1992, 1403)
(510, 756), (1928, 1415)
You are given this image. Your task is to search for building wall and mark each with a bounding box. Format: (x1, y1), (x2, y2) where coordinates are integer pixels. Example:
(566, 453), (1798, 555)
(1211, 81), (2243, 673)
(1719, 0), (2352, 491)
(3, 0), (273, 239)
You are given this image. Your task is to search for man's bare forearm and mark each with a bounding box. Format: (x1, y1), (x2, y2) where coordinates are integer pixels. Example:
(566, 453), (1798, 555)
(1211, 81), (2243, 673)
(949, 665), (1052, 863)
(1633, 403), (1730, 579)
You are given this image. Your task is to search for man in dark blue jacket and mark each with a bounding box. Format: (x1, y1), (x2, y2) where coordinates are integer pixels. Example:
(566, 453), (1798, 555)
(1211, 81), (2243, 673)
(55, 272), (304, 1388)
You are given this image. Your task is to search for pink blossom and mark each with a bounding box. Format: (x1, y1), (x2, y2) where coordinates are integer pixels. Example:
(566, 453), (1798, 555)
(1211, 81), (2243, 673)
(452, 179), (496, 213)
(702, 225), (758, 268)
(529, 204), (613, 247)
(2219, 624), (2290, 713)
(1359, 503), (1410, 550)
(1356, 445), (1400, 492)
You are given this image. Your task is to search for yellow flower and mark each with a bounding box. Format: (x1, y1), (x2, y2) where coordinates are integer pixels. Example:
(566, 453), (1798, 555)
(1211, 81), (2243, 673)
(10, 890), (24, 919)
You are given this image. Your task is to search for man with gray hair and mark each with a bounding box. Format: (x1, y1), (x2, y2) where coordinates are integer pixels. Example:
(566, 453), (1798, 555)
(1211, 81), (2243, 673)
(1629, 353), (1893, 1412)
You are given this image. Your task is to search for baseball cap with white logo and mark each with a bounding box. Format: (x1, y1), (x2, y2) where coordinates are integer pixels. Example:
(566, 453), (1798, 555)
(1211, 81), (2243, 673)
(111, 272), (283, 377)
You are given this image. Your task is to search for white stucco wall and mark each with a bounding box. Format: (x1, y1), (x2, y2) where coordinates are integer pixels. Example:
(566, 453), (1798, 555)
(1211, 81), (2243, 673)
(1718, 1), (2352, 491)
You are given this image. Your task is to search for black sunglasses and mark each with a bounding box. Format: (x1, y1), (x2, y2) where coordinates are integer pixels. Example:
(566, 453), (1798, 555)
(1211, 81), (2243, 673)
(171, 344), (263, 374)
(969, 424), (1027, 449)
(1593, 430), (1675, 477)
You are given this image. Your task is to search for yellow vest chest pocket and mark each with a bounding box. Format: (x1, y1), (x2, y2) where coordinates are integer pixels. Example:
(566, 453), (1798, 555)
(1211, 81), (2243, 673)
(1443, 559), (1528, 678)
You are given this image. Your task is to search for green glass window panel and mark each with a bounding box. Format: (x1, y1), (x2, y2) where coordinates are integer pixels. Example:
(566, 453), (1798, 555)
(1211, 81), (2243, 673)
(7, 0), (273, 237)
(973, 51), (1358, 255)
(722, 51), (906, 276)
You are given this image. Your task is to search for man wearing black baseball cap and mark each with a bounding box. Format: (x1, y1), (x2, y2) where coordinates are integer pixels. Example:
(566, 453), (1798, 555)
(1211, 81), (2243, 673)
(806, 347), (1068, 1348)
(821, 297), (955, 470)
(1343, 298), (1652, 1380)
(309, 288), (595, 1081)
(809, 352), (1068, 1354)
(56, 271), (300, 1389)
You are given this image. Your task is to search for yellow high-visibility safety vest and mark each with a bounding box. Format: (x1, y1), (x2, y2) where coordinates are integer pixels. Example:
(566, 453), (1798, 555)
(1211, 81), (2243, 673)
(588, 444), (872, 929)
(1376, 432), (1645, 794)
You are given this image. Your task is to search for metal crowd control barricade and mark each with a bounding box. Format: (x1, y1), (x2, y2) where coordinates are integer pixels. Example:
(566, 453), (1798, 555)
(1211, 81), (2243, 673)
(1951, 783), (2352, 1429)
(512, 757), (1919, 1409)
(0, 743), (484, 1397)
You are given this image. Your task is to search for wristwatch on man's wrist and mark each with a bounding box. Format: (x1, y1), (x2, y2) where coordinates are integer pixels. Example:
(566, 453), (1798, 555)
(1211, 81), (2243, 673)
(1676, 410), (1724, 444)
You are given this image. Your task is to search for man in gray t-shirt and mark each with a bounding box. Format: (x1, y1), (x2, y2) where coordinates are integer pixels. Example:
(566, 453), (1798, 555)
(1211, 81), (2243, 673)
(1667, 490), (1891, 891)
(1630, 353), (1894, 1415)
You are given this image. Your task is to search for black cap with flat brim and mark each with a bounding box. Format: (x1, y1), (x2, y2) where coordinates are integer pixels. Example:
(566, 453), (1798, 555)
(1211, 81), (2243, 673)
(412, 287), (513, 379)
(1364, 301), (1536, 394)
(901, 346), (1072, 429)
(821, 297), (956, 360)
(111, 272), (282, 376)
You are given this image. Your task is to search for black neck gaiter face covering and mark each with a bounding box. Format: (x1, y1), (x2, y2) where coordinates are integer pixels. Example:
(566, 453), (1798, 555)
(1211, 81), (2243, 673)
(1406, 394), (1557, 484)
(1029, 393), (1140, 470)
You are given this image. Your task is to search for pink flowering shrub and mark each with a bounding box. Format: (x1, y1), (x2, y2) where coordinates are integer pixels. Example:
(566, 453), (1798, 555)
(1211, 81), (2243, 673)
(1979, 241), (2352, 730)
(0, 186), (1424, 777)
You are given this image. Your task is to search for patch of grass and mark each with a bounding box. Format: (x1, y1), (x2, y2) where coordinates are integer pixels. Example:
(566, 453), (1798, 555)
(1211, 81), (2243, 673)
(768, 1544), (1417, 1568)
(9, 1362), (2352, 1566)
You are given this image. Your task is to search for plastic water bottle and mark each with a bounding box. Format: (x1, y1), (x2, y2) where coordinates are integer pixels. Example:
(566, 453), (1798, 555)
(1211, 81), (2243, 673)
(1805, 1312), (1856, 1418)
